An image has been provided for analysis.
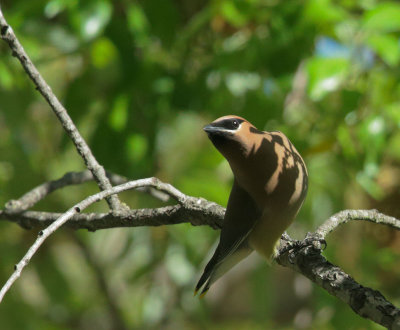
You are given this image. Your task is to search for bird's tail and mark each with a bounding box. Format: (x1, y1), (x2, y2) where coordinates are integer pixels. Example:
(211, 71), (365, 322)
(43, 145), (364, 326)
(194, 248), (252, 297)
(194, 252), (218, 297)
(194, 267), (213, 298)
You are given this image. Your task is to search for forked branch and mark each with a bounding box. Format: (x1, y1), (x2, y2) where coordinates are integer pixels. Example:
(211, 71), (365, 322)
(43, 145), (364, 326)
(1, 6), (400, 330)
(1, 174), (400, 328)
(0, 8), (121, 210)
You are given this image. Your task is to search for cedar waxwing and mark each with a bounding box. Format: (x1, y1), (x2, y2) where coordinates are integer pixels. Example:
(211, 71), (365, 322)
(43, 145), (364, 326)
(195, 115), (308, 296)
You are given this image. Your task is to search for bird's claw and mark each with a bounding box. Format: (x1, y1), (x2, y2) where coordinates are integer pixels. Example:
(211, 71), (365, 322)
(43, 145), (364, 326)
(303, 232), (327, 251)
(281, 231), (291, 242)
(278, 232), (327, 264)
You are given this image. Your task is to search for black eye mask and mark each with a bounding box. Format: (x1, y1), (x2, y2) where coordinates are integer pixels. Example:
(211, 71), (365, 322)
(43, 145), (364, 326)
(212, 118), (244, 130)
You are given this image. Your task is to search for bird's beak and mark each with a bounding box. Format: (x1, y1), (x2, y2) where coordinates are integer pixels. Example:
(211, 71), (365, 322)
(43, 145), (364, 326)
(203, 124), (222, 134)
(203, 124), (234, 140)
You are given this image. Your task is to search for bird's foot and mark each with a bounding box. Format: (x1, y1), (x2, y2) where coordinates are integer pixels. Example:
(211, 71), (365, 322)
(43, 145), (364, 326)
(301, 232), (327, 251)
(281, 231), (292, 242)
(278, 232), (327, 264)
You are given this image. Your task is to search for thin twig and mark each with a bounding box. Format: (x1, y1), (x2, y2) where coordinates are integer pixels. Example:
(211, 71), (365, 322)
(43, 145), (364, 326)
(0, 177), (220, 303)
(5, 171), (96, 213)
(3, 4), (399, 328)
(0, 179), (144, 302)
(0, 9), (120, 210)
(1, 178), (400, 328)
(316, 209), (400, 239)
(0, 205), (224, 231)
(4, 170), (170, 214)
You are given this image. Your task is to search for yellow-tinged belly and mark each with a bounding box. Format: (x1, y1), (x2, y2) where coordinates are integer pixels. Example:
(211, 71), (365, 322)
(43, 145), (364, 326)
(248, 212), (294, 260)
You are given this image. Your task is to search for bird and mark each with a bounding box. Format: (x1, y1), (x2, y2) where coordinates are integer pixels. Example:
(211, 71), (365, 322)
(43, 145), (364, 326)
(195, 115), (308, 297)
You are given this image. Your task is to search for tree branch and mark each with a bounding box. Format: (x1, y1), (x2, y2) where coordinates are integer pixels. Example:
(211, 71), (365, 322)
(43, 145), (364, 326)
(1, 6), (400, 328)
(4, 170), (170, 214)
(0, 205), (223, 231)
(0, 9), (121, 211)
(276, 238), (400, 328)
(274, 209), (400, 328)
(316, 209), (400, 239)
(0, 177), (223, 303)
(1, 174), (400, 328)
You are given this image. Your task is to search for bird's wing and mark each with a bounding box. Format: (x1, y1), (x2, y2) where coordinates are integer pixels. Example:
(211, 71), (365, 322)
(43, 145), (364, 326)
(195, 180), (261, 296)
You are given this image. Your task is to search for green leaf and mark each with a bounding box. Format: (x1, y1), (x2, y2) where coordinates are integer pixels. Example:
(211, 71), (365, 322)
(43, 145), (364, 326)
(366, 34), (400, 67)
(45, 0), (77, 18)
(363, 3), (400, 32)
(70, 0), (112, 40)
(44, 0), (66, 18)
(109, 94), (128, 131)
(126, 134), (148, 162)
(127, 3), (148, 32)
(356, 170), (384, 199)
(303, 0), (347, 25)
(358, 115), (386, 153)
(220, 1), (248, 27)
(127, 3), (149, 45)
(307, 57), (349, 101)
(90, 37), (117, 68)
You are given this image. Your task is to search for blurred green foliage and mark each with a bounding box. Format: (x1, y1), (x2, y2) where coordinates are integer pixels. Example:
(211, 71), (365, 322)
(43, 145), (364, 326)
(1, 0), (400, 328)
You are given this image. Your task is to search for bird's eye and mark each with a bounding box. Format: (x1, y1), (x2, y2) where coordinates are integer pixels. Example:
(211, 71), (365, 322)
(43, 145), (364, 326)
(232, 120), (239, 129)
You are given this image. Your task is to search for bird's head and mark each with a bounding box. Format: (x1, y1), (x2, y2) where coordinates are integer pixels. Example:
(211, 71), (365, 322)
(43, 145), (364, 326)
(203, 115), (260, 160)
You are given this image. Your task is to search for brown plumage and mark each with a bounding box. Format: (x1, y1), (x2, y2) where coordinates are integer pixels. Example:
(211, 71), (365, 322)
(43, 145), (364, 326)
(195, 115), (308, 296)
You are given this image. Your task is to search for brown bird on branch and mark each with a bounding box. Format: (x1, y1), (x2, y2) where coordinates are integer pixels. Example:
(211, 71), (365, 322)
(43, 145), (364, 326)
(195, 115), (308, 296)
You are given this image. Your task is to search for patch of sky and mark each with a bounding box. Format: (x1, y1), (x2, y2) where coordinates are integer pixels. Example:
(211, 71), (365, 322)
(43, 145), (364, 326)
(316, 36), (374, 69)
(315, 36), (350, 58)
